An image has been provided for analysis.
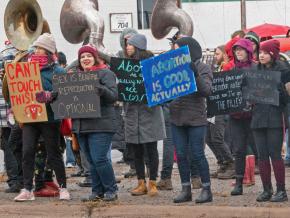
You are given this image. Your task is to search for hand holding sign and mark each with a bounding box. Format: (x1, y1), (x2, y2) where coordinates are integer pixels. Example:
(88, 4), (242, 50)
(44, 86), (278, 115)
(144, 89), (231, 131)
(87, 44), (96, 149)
(51, 71), (101, 119)
(111, 58), (147, 103)
(5, 62), (48, 123)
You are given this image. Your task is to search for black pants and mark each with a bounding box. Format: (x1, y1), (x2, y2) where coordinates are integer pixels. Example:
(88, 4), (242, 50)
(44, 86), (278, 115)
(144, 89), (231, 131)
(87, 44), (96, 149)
(230, 118), (254, 178)
(1, 127), (20, 187)
(253, 128), (283, 161)
(9, 125), (23, 184)
(22, 122), (66, 191)
(206, 116), (233, 165)
(132, 142), (159, 180)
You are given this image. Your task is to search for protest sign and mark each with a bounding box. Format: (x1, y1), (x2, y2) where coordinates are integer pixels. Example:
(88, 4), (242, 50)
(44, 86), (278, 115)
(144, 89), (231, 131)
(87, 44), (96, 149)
(242, 70), (281, 106)
(207, 70), (245, 116)
(111, 57), (147, 103)
(5, 62), (48, 123)
(51, 71), (101, 119)
(141, 46), (197, 107)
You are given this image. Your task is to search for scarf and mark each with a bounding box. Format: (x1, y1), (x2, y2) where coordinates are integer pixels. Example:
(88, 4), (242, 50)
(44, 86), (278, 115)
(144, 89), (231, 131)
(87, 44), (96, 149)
(81, 64), (108, 72)
(30, 54), (49, 69)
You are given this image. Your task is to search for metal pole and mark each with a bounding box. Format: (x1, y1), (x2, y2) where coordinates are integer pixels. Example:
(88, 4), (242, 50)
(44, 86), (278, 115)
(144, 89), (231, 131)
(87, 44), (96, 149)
(241, 0), (246, 30)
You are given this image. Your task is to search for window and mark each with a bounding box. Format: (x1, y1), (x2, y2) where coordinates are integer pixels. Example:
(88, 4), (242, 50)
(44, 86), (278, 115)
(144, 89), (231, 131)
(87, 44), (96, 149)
(137, 0), (155, 29)
(137, 0), (181, 29)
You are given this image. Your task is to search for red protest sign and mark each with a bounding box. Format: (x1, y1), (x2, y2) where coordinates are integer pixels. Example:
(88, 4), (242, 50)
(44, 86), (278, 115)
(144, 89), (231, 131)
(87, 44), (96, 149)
(5, 62), (48, 123)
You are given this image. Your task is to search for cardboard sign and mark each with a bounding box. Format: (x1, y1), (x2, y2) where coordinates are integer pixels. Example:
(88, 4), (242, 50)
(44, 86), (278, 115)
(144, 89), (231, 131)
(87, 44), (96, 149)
(111, 57), (147, 103)
(207, 70), (245, 116)
(141, 46), (197, 107)
(51, 71), (101, 119)
(5, 62), (48, 123)
(242, 70), (281, 106)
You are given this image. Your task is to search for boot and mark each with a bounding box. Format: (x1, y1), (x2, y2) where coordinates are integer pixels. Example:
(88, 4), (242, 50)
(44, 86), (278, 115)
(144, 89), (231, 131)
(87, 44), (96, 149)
(243, 155), (255, 186)
(231, 178), (243, 196)
(148, 180), (158, 197)
(270, 185), (288, 202)
(173, 185), (192, 203)
(217, 162), (235, 179)
(244, 155), (255, 186)
(191, 176), (202, 189)
(256, 184), (273, 202)
(157, 179), (173, 190)
(195, 186), (213, 203)
(211, 164), (226, 178)
(131, 180), (147, 196)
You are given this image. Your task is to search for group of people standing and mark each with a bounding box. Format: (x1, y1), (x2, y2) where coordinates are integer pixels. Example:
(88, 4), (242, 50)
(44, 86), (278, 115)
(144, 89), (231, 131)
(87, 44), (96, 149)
(0, 26), (290, 205)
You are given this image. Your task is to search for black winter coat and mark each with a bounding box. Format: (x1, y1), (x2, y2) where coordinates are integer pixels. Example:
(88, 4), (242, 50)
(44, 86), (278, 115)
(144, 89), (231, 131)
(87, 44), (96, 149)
(251, 60), (290, 129)
(72, 68), (118, 133)
(169, 61), (213, 126)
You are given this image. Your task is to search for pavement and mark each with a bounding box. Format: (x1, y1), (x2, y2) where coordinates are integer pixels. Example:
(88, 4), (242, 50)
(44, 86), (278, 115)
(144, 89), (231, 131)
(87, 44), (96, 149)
(0, 147), (290, 217)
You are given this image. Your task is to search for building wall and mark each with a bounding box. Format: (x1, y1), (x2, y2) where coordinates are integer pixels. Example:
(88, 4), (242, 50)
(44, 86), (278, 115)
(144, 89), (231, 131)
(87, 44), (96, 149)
(0, 0), (289, 63)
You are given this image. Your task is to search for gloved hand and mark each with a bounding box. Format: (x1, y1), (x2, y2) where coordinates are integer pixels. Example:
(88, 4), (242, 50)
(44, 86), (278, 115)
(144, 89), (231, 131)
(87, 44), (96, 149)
(190, 62), (199, 78)
(36, 91), (55, 103)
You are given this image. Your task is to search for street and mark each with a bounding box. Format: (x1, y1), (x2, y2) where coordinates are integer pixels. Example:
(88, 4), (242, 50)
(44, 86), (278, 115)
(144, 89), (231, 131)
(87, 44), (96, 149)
(0, 146), (290, 217)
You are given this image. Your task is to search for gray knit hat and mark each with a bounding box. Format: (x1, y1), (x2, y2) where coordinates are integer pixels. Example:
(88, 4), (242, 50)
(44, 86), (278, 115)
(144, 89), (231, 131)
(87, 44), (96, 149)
(33, 33), (56, 54)
(127, 34), (147, 50)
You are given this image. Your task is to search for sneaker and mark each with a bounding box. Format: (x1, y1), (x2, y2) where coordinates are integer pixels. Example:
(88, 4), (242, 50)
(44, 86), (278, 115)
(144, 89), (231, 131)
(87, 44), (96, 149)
(66, 163), (75, 168)
(59, 188), (71, 200)
(157, 179), (173, 190)
(124, 169), (136, 178)
(14, 189), (35, 202)
(103, 192), (118, 201)
(81, 192), (104, 202)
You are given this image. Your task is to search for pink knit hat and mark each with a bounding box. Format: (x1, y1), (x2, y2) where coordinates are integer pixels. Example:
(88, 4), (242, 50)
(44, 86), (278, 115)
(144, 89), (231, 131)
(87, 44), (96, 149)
(78, 45), (98, 60)
(260, 40), (280, 60)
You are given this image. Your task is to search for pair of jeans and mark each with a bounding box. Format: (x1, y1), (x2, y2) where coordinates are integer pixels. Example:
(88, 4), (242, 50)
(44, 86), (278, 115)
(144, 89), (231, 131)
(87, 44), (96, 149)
(206, 116), (233, 165)
(77, 132), (117, 194)
(160, 120), (199, 180)
(131, 142), (159, 180)
(22, 122), (66, 191)
(1, 127), (19, 187)
(65, 138), (75, 165)
(171, 124), (210, 187)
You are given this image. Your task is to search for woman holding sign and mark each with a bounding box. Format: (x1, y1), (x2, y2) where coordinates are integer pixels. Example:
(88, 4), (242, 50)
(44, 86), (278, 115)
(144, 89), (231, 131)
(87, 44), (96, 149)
(124, 34), (166, 197)
(229, 38), (256, 197)
(14, 33), (70, 202)
(170, 37), (213, 204)
(252, 40), (289, 202)
(73, 45), (119, 202)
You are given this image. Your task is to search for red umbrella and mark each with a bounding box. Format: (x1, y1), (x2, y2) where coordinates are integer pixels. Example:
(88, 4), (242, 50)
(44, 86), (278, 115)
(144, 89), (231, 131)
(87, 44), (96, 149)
(264, 38), (290, 52)
(246, 23), (290, 38)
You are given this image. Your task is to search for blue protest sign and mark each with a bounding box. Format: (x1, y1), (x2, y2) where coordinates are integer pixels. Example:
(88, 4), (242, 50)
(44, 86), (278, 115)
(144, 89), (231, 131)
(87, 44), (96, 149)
(140, 46), (197, 107)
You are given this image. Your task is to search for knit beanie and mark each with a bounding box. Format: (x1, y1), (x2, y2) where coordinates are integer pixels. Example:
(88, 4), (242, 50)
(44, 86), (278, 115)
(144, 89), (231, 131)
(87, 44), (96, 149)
(175, 37), (202, 62)
(127, 34), (147, 50)
(260, 40), (280, 60)
(78, 45), (98, 60)
(33, 33), (56, 54)
(245, 31), (260, 46)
